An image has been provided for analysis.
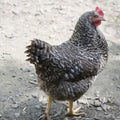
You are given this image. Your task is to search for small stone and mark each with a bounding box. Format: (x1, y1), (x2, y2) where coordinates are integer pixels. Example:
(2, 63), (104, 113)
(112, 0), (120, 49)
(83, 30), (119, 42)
(100, 97), (108, 104)
(26, 69), (31, 72)
(22, 107), (26, 114)
(105, 114), (115, 119)
(12, 11), (17, 15)
(12, 75), (16, 78)
(115, 116), (120, 120)
(4, 35), (14, 39)
(35, 105), (41, 109)
(8, 96), (16, 104)
(32, 93), (38, 98)
(2, 73), (5, 75)
(95, 91), (100, 97)
(29, 74), (35, 77)
(87, 97), (92, 100)
(32, 95), (37, 98)
(18, 77), (22, 80)
(29, 81), (38, 85)
(34, 13), (40, 16)
(12, 104), (19, 109)
(117, 85), (120, 89)
(104, 112), (109, 115)
(0, 96), (7, 102)
(14, 113), (20, 117)
(20, 68), (23, 71)
(85, 118), (91, 120)
(97, 107), (102, 111)
(94, 100), (101, 107)
(94, 117), (101, 120)
(107, 97), (113, 103)
(23, 68), (31, 72)
(101, 104), (110, 111)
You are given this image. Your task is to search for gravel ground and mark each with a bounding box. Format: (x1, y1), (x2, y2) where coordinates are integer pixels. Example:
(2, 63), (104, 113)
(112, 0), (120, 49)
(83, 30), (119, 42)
(0, 0), (120, 120)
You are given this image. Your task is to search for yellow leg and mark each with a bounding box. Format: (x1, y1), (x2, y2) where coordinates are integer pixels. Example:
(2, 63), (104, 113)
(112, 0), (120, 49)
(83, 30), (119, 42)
(66, 100), (85, 117)
(68, 100), (73, 114)
(45, 96), (53, 120)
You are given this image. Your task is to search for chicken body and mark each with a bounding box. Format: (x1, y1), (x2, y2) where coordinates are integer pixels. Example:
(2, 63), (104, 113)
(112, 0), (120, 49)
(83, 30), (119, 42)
(25, 7), (108, 118)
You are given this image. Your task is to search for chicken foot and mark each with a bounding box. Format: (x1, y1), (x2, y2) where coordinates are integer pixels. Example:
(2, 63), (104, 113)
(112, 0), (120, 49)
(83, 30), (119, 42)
(66, 100), (85, 117)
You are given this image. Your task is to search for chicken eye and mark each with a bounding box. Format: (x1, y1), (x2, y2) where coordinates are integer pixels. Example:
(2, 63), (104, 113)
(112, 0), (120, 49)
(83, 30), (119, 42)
(94, 15), (98, 18)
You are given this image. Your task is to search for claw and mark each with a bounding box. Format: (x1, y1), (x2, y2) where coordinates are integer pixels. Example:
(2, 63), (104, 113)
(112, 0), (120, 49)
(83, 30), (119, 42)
(66, 100), (85, 117)
(66, 111), (85, 117)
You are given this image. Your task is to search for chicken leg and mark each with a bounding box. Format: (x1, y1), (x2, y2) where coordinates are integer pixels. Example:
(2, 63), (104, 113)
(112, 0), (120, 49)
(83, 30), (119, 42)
(66, 100), (84, 117)
(44, 96), (53, 120)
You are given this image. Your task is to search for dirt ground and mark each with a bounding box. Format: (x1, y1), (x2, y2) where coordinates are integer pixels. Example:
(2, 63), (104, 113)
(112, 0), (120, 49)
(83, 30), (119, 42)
(0, 0), (120, 120)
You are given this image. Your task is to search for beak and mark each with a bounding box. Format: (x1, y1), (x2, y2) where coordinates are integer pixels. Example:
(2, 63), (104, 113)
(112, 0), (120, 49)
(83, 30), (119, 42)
(99, 16), (106, 21)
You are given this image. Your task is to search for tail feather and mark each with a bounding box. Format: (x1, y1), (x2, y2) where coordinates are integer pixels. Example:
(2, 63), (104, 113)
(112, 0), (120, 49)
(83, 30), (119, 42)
(25, 39), (52, 64)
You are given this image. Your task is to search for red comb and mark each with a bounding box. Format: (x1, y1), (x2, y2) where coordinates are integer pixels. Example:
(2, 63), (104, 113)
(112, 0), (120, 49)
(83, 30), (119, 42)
(96, 7), (104, 16)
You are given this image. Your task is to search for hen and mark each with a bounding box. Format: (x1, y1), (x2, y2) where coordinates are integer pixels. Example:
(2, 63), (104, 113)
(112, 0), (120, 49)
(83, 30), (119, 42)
(25, 7), (108, 119)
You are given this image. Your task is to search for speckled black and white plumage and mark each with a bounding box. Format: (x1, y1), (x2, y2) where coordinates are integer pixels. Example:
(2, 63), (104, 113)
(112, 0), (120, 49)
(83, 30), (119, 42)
(25, 10), (108, 101)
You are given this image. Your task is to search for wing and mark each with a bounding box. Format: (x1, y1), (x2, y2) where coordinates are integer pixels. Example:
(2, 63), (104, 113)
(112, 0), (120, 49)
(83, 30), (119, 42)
(51, 42), (103, 82)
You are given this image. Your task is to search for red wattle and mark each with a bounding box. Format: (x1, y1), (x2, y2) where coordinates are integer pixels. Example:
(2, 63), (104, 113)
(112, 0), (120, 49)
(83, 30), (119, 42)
(94, 21), (101, 26)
